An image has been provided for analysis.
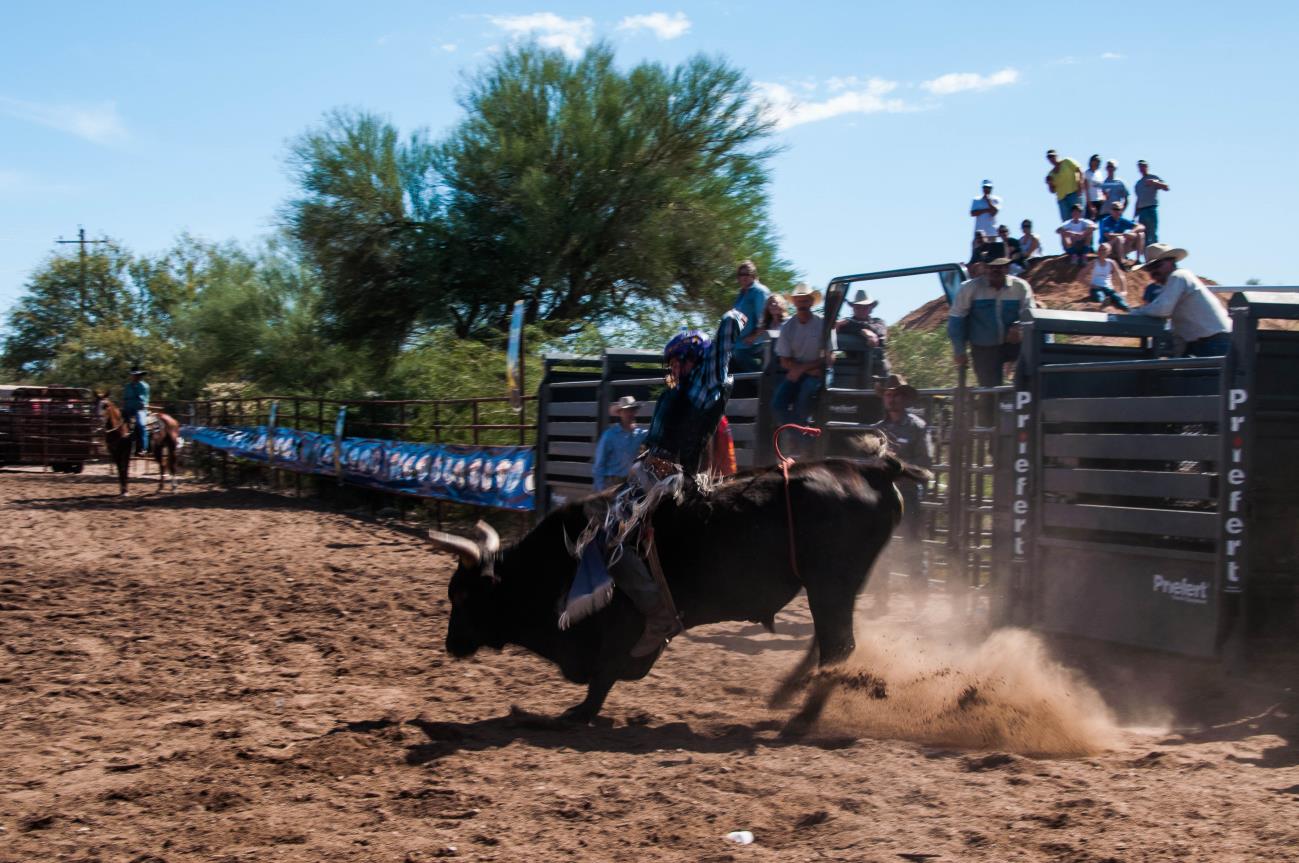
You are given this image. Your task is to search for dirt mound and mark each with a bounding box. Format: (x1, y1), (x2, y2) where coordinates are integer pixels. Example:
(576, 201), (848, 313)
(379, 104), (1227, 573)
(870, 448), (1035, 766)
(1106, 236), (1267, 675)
(896, 255), (1168, 333)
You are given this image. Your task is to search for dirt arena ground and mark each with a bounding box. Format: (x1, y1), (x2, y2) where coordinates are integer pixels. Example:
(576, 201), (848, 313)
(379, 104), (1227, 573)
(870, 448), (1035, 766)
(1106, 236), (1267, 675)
(2, 465), (1296, 862)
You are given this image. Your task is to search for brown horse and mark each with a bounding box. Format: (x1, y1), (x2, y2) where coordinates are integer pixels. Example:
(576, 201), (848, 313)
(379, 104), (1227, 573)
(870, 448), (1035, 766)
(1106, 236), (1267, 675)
(93, 394), (181, 494)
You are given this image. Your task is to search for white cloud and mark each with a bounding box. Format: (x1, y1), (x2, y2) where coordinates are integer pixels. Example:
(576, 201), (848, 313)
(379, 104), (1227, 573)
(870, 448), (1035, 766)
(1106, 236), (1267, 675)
(616, 12), (691, 40)
(441, 42), (458, 52)
(757, 78), (909, 130)
(488, 12), (593, 59)
(1100, 52), (1123, 60)
(921, 67), (1019, 95)
(0, 96), (127, 144)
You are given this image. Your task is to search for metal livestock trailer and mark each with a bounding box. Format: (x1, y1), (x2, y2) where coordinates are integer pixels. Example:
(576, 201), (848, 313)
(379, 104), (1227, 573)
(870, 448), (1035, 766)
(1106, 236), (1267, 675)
(1009, 292), (1299, 659)
(0, 385), (98, 473)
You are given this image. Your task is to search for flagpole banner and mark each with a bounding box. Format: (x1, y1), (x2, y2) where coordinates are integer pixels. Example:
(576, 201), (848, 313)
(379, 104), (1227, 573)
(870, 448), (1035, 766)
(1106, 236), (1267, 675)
(181, 425), (536, 511)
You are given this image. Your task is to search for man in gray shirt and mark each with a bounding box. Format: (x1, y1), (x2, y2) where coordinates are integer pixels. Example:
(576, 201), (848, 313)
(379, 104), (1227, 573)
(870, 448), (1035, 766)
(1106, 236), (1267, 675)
(1129, 244), (1230, 356)
(1133, 159), (1170, 248)
(773, 282), (835, 454)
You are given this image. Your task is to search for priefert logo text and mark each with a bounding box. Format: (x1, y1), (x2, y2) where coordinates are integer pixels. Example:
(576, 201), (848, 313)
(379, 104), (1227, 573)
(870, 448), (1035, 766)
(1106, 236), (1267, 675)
(1152, 574), (1210, 604)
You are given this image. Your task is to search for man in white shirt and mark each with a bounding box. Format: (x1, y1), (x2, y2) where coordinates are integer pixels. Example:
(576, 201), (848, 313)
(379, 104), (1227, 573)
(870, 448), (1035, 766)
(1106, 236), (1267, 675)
(1128, 244), (1231, 356)
(1056, 204), (1096, 264)
(1083, 154), (1106, 220)
(969, 180), (1000, 239)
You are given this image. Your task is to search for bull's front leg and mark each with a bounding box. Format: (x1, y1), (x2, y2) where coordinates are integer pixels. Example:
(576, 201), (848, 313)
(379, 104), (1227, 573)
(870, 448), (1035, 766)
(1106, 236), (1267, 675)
(560, 673), (617, 724)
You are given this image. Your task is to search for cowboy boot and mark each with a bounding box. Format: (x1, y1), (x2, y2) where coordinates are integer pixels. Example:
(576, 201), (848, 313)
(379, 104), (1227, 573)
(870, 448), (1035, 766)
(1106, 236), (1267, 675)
(631, 597), (683, 658)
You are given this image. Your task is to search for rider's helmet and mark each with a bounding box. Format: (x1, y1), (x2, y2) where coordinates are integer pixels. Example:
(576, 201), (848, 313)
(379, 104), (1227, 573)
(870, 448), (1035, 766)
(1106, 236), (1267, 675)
(663, 330), (709, 389)
(663, 330), (709, 364)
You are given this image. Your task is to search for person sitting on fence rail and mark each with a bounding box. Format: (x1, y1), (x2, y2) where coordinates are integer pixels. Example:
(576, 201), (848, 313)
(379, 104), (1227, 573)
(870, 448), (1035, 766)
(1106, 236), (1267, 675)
(571, 308), (746, 657)
(947, 258), (1036, 388)
(729, 259), (770, 373)
(835, 289), (891, 380)
(1127, 244), (1232, 357)
(592, 395), (647, 491)
(773, 282), (835, 455)
(870, 375), (932, 610)
(122, 366), (150, 455)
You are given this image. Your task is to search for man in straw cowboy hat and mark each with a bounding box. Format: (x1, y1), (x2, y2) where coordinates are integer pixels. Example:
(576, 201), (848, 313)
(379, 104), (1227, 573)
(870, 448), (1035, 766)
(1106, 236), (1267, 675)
(870, 374), (932, 609)
(773, 282), (835, 453)
(947, 257), (1036, 388)
(1127, 244), (1231, 356)
(836, 288), (891, 379)
(592, 395), (647, 491)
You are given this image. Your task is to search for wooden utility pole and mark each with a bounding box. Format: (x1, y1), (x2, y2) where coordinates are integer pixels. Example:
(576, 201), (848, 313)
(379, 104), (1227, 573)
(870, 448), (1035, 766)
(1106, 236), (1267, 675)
(55, 227), (110, 324)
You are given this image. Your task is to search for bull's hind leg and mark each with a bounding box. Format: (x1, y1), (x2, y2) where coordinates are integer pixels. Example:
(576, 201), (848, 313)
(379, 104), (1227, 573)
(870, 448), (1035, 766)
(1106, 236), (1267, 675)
(807, 587), (857, 666)
(780, 587), (857, 737)
(769, 642), (818, 708)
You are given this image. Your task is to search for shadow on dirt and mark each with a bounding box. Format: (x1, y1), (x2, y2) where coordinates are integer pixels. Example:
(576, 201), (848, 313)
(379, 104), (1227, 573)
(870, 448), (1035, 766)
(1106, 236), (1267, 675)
(1048, 634), (1299, 768)
(398, 708), (853, 766)
(683, 621), (814, 655)
(10, 487), (304, 512)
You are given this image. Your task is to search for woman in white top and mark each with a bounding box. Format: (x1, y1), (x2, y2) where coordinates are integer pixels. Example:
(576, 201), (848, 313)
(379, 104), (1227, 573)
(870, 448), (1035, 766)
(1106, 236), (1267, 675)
(1080, 242), (1130, 311)
(1084, 154), (1106, 220)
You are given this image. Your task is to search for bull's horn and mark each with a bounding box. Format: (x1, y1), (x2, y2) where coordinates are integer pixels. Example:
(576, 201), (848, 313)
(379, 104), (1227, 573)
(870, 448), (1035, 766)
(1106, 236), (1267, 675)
(427, 529), (482, 566)
(475, 520), (501, 555)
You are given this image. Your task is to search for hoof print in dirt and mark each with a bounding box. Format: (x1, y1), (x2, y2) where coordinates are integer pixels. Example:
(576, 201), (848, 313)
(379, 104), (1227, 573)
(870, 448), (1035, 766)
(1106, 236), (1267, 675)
(962, 752), (1018, 772)
(794, 809), (830, 829)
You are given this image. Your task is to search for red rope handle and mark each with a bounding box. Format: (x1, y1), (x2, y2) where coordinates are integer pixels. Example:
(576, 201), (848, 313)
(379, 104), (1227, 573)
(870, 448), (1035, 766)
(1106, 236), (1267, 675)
(773, 423), (821, 581)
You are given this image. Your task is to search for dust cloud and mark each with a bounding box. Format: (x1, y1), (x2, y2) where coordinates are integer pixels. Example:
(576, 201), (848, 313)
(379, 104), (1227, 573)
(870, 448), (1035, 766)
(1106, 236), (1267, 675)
(808, 623), (1122, 757)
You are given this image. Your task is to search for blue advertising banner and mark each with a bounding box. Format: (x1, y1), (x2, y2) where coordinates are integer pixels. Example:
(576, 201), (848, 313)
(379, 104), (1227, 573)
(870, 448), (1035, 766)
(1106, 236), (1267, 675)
(181, 425), (536, 511)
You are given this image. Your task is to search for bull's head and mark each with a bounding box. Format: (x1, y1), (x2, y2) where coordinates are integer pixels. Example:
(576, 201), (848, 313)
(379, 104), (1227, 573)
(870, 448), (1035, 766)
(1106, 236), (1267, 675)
(429, 520), (503, 658)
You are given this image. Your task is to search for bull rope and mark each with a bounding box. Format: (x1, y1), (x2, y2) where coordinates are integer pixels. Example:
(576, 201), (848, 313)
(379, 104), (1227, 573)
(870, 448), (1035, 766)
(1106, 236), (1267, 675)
(773, 423), (822, 582)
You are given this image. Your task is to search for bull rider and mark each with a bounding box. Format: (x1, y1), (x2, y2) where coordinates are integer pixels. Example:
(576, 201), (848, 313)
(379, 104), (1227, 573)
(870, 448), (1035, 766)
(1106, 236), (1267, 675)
(569, 308), (746, 657)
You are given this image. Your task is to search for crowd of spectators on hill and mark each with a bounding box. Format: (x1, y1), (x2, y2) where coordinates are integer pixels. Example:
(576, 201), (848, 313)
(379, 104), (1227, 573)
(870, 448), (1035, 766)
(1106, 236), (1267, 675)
(969, 153), (1169, 280)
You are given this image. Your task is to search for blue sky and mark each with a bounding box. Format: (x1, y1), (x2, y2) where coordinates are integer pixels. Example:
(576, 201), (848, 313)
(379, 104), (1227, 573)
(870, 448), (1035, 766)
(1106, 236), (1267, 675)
(2, 1), (1295, 326)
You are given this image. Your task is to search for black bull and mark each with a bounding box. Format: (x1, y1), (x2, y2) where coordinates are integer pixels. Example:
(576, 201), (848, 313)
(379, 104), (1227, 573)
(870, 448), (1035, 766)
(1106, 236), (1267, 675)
(432, 454), (926, 723)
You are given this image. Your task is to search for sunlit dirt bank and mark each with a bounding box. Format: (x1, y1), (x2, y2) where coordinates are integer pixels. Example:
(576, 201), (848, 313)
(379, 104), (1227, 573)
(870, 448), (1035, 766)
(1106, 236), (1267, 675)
(1, 466), (1296, 862)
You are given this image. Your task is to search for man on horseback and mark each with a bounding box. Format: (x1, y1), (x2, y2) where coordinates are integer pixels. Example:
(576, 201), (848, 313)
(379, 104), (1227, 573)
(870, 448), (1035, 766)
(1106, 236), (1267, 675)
(123, 367), (150, 455)
(570, 308), (746, 657)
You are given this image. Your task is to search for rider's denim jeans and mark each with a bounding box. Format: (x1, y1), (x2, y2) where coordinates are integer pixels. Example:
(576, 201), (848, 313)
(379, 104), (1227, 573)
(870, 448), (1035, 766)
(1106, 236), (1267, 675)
(133, 409), (149, 452)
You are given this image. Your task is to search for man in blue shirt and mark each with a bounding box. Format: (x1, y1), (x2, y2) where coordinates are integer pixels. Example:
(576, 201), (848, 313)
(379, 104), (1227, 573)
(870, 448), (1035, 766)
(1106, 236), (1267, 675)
(1097, 201), (1146, 265)
(592, 396), (647, 491)
(122, 367), (151, 455)
(729, 259), (770, 373)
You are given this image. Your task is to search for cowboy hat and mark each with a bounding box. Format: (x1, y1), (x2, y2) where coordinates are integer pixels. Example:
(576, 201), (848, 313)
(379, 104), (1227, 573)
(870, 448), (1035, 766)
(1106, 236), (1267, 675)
(785, 282), (822, 304)
(850, 288), (878, 308)
(874, 373), (919, 405)
(985, 257), (1013, 267)
(608, 395), (639, 416)
(129, 367), (147, 375)
(1135, 243), (1188, 271)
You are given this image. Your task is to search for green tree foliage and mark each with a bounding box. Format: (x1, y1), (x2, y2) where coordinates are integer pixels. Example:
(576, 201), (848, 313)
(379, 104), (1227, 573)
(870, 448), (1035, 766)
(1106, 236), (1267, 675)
(285, 110), (439, 361)
(2, 240), (137, 378)
(285, 43), (794, 359)
(886, 327), (958, 390)
(434, 43), (793, 335)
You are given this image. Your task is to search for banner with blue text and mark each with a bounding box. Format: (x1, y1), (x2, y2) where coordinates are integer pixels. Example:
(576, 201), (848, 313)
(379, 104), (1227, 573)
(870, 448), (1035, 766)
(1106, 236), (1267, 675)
(182, 425), (536, 511)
